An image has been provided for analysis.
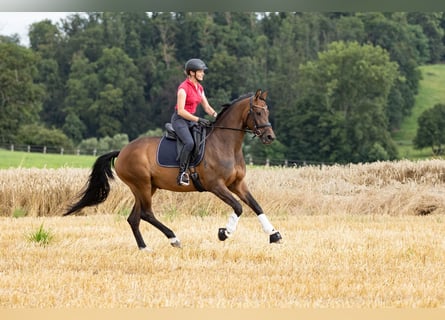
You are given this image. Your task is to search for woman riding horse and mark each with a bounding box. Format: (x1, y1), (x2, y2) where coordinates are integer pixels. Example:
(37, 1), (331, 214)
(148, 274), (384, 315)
(65, 84), (282, 250)
(171, 58), (218, 186)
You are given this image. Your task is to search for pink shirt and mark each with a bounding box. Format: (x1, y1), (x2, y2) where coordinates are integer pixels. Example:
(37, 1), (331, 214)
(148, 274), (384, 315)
(175, 78), (204, 114)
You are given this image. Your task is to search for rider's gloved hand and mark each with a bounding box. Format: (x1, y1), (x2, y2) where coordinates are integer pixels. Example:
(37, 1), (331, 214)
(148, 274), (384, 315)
(198, 118), (211, 126)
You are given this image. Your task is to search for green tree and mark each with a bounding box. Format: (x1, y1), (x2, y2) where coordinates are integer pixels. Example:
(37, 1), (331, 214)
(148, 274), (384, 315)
(60, 13), (105, 62)
(406, 12), (445, 63)
(120, 12), (151, 59)
(413, 103), (445, 155)
(0, 34), (21, 45)
(0, 43), (45, 143)
(360, 12), (426, 129)
(174, 12), (213, 61)
(62, 52), (99, 139)
(29, 19), (62, 56)
(152, 12), (178, 69)
(335, 15), (366, 42)
(102, 12), (126, 49)
(93, 84), (124, 137)
(29, 20), (66, 128)
(62, 113), (87, 143)
(263, 14), (306, 137)
(11, 11), (445, 163)
(288, 41), (399, 163)
(95, 47), (146, 139)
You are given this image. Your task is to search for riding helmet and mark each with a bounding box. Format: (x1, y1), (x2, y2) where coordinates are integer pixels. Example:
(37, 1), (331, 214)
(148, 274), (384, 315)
(185, 58), (208, 74)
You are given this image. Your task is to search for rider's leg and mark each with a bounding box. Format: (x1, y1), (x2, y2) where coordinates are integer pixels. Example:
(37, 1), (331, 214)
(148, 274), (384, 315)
(177, 146), (192, 185)
(171, 114), (195, 186)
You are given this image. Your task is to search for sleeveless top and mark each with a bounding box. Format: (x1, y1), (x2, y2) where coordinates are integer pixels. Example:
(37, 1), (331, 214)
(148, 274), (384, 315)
(175, 78), (204, 114)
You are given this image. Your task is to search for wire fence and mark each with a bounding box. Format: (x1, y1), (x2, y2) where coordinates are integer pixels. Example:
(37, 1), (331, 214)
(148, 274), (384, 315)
(1, 143), (334, 167)
(1, 143), (100, 157)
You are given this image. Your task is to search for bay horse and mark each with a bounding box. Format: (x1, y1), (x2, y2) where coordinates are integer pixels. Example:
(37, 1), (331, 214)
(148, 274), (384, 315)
(64, 89), (282, 250)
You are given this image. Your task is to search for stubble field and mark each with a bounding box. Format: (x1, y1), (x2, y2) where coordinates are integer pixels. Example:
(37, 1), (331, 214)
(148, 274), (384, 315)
(1, 160), (445, 307)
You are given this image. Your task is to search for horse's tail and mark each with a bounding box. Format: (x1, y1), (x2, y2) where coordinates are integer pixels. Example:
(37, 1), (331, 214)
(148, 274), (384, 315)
(64, 150), (120, 216)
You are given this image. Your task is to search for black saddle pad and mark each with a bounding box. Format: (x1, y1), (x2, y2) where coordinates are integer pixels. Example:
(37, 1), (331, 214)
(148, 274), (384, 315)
(156, 136), (204, 168)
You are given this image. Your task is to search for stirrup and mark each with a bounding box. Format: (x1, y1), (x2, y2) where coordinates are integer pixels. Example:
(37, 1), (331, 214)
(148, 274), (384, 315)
(178, 172), (190, 186)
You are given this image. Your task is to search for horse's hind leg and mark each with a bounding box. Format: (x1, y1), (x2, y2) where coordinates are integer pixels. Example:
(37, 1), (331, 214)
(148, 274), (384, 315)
(140, 210), (181, 248)
(141, 186), (181, 247)
(128, 206), (181, 250)
(128, 187), (181, 250)
(127, 204), (149, 250)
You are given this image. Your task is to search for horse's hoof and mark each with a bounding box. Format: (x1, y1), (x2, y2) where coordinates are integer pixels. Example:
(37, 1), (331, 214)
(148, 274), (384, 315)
(269, 231), (282, 244)
(218, 228), (229, 241)
(170, 240), (182, 248)
(139, 246), (153, 252)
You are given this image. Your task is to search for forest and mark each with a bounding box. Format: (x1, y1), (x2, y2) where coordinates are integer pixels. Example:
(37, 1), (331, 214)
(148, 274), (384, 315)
(1, 12), (445, 164)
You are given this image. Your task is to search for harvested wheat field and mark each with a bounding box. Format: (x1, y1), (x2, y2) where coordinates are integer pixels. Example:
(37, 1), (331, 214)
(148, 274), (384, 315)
(1, 160), (445, 307)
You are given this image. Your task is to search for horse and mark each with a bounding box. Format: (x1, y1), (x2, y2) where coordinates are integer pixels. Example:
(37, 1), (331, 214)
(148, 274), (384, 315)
(64, 89), (282, 250)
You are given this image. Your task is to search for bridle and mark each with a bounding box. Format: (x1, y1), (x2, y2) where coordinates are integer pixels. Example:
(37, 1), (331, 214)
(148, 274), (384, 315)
(211, 95), (272, 138)
(248, 96), (272, 137)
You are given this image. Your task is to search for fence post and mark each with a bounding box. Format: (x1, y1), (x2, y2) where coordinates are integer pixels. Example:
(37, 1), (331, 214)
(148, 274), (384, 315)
(60, 147), (64, 155)
(265, 158), (270, 167)
(43, 146), (47, 154)
(76, 149), (80, 156)
(10, 144), (14, 152)
(27, 145), (31, 153)
(93, 148), (97, 157)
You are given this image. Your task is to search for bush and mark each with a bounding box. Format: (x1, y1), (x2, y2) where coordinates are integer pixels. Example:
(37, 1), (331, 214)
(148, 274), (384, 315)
(15, 124), (73, 149)
(77, 133), (129, 154)
(414, 103), (445, 155)
(141, 128), (163, 137)
(77, 137), (98, 154)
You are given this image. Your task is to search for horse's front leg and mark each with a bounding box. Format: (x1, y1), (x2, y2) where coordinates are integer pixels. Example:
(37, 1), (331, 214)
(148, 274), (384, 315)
(210, 183), (244, 241)
(230, 180), (282, 244)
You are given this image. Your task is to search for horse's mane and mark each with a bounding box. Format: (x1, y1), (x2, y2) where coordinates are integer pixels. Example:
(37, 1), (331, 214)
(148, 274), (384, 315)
(217, 92), (253, 120)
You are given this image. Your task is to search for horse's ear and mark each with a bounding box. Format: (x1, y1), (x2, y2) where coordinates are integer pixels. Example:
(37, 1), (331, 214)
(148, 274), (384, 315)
(255, 89), (262, 99)
(261, 90), (268, 100)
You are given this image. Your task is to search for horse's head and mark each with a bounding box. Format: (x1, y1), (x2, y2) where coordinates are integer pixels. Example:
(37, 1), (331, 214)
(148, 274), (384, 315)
(246, 89), (276, 144)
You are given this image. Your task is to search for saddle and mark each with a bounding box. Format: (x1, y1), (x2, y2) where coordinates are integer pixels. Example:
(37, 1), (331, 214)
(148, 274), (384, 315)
(156, 123), (207, 191)
(164, 122), (206, 163)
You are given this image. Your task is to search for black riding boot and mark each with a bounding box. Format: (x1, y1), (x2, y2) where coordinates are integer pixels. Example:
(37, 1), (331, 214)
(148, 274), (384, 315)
(177, 150), (191, 186)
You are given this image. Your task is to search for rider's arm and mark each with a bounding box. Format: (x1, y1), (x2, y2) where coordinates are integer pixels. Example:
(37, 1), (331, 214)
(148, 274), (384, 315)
(201, 93), (217, 118)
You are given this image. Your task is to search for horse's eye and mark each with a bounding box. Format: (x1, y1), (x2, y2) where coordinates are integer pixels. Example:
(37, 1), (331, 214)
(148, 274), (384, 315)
(256, 111), (262, 116)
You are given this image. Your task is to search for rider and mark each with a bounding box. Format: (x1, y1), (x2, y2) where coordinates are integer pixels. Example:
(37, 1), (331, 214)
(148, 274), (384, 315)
(171, 58), (218, 186)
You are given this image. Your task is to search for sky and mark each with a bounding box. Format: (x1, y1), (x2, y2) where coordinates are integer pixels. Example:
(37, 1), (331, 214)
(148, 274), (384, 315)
(0, 12), (74, 47)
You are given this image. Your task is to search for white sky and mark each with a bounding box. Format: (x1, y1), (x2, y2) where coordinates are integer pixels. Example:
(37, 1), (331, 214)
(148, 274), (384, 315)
(0, 12), (74, 47)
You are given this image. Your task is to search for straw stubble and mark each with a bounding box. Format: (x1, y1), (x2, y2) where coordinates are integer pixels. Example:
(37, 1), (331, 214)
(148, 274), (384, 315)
(1, 160), (445, 307)
(0, 214), (444, 307)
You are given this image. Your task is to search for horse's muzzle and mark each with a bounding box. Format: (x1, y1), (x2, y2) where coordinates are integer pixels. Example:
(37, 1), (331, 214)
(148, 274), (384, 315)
(260, 128), (276, 144)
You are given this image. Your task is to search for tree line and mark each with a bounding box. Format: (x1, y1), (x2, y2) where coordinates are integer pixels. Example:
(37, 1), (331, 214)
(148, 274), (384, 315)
(1, 12), (444, 164)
